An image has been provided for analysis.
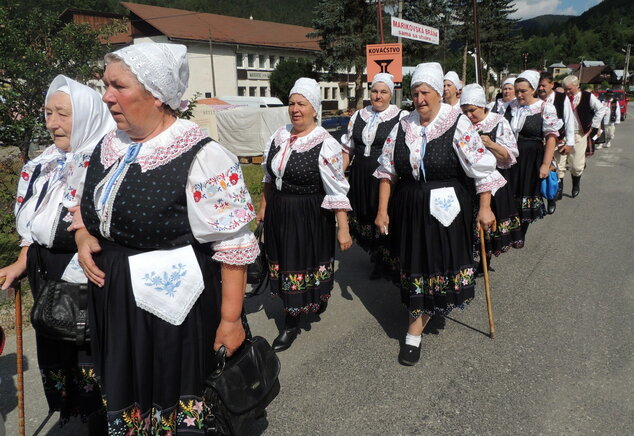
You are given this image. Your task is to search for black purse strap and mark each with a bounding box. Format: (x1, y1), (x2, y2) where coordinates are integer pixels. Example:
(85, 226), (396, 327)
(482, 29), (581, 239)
(35, 244), (49, 281)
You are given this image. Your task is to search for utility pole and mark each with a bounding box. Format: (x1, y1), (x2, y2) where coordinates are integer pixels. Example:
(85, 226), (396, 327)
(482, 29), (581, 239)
(624, 44), (631, 89)
(472, 0), (483, 86)
(377, 0), (384, 43)
(208, 27), (217, 97)
(395, 0), (403, 107)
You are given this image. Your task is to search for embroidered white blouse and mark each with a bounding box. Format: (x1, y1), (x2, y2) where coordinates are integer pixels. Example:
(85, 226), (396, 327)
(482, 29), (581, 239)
(262, 125), (351, 211)
(373, 104), (507, 195)
(95, 119), (259, 265)
(472, 111), (518, 169)
(340, 104), (407, 156)
(508, 99), (562, 139)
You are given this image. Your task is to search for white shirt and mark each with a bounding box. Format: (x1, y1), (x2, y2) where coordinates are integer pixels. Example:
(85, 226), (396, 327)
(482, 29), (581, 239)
(603, 99), (621, 125)
(544, 91), (576, 146)
(471, 111), (518, 169)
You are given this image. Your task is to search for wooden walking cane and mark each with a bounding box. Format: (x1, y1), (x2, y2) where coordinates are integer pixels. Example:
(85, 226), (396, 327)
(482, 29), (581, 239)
(1, 276), (26, 436)
(478, 226), (496, 339)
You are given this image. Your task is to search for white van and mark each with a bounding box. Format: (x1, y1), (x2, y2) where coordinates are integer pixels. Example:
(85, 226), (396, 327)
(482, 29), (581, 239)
(219, 96), (284, 108)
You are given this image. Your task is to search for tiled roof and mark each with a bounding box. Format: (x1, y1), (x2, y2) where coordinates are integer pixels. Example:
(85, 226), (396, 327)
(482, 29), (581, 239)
(121, 2), (320, 52)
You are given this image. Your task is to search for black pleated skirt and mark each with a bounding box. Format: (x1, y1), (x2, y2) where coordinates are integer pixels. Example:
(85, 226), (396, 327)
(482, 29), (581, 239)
(26, 244), (102, 424)
(348, 154), (390, 262)
(510, 139), (546, 223)
(264, 189), (335, 316)
(89, 240), (221, 435)
(389, 178), (476, 318)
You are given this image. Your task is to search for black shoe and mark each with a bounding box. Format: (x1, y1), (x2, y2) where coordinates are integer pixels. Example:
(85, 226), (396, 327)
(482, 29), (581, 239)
(556, 179), (564, 201)
(571, 175), (581, 198)
(316, 300), (328, 315)
(272, 327), (299, 352)
(547, 199), (557, 215)
(398, 343), (421, 366)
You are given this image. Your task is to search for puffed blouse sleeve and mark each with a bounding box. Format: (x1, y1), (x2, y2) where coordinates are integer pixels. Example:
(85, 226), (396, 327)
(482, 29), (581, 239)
(494, 117), (519, 169)
(319, 136), (352, 211)
(373, 122), (399, 183)
(454, 115), (507, 195)
(542, 102), (563, 138)
(340, 111), (359, 154)
(187, 140), (259, 265)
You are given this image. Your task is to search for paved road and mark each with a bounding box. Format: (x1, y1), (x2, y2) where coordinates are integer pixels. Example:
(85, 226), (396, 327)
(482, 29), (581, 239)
(2, 111), (633, 435)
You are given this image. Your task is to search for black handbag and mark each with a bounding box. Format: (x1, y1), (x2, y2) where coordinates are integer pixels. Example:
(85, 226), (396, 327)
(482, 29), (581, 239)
(30, 248), (90, 345)
(245, 222), (268, 298)
(204, 316), (281, 436)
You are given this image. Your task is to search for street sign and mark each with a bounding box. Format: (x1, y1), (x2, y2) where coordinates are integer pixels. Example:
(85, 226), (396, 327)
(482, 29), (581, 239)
(391, 16), (439, 45)
(366, 43), (403, 84)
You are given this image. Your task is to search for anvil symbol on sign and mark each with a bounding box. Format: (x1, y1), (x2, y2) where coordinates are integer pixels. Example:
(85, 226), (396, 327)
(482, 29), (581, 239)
(374, 59), (393, 74)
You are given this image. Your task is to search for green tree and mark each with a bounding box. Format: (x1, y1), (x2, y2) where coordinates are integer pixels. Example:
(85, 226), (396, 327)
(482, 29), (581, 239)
(0, 5), (121, 161)
(269, 58), (319, 104)
(309, 0), (377, 110)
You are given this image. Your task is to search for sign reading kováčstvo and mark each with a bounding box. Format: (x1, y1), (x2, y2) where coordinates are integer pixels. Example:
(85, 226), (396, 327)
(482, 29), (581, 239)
(391, 16), (439, 45)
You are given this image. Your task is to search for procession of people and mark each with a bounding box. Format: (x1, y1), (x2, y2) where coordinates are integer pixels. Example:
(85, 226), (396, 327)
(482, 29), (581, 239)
(0, 38), (624, 435)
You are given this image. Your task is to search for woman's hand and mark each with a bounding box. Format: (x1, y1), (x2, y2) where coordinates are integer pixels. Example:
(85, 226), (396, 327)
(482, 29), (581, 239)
(75, 228), (105, 287)
(66, 205), (85, 231)
(256, 206), (265, 223)
(214, 318), (246, 357)
(539, 163), (550, 179)
(476, 206), (496, 232)
(338, 227), (352, 251)
(375, 211), (389, 235)
(480, 134), (493, 149)
(0, 246), (28, 291)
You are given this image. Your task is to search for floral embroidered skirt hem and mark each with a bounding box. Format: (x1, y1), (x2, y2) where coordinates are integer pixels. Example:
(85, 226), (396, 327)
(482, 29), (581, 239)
(510, 139), (547, 224)
(27, 244), (103, 424)
(389, 179), (476, 318)
(347, 155), (391, 262)
(474, 168), (525, 256)
(265, 189), (335, 316)
(89, 241), (221, 435)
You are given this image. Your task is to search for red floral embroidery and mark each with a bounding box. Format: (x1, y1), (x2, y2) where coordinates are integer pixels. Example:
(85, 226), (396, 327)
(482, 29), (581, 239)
(247, 203), (254, 211)
(477, 148), (484, 153)
(193, 191), (202, 202)
(465, 135), (471, 142)
(229, 173), (239, 185)
(70, 189), (77, 197)
(83, 161), (90, 168)
(21, 172), (29, 181)
(17, 196), (23, 203)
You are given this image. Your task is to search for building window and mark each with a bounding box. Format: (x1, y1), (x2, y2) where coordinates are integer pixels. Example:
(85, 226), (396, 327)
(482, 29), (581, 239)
(248, 54), (255, 68)
(260, 87), (267, 97)
(259, 56), (266, 69)
(324, 87), (330, 100)
(279, 56), (285, 63)
(332, 87), (337, 100)
(238, 87), (246, 96)
(205, 92), (212, 98)
(349, 87), (354, 98)
(269, 56), (276, 69)
(249, 87), (257, 96)
(236, 53), (243, 68)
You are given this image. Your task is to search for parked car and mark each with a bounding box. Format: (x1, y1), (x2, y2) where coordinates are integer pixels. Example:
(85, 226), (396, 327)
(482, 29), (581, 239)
(594, 89), (628, 121)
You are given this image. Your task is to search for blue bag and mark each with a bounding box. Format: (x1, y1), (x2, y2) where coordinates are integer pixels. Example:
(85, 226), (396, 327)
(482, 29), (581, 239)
(540, 169), (559, 200)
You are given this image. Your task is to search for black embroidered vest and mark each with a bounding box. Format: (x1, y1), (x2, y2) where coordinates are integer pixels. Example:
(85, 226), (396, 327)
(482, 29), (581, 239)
(575, 91), (593, 134)
(266, 140), (325, 195)
(351, 109), (402, 159)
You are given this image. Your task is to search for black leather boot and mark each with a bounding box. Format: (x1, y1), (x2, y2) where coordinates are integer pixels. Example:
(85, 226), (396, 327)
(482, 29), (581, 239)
(547, 198), (557, 214)
(556, 178), (564, 200)
(571, 175), (581, 198)
(272, 313), (300, 352)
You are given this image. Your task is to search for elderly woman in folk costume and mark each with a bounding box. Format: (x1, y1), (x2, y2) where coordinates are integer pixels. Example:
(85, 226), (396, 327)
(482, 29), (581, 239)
(488, 77), (517, 120)
(0, 75), (115, 430)
(460, 83), (522, 273)
(74, 43), (259, 434)
(508, 70), (562, 238)
(443, 70), (463, 110)
(374, 63), (506, 366)
(341, 73), (408, 279)
(257, 78), (352, 353)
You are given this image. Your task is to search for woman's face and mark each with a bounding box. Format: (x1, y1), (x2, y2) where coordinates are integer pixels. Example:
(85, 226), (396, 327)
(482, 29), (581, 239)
(502, 84), (515, 102)
(461, 104), (486, 124)
(370, 82), (391, 112)
(412, 83), (441, 122)
(443, 80), (458, 102)
(515, 81), (536, 106)
(102, 61), (162, 138)
(45, 91), (73, 152)
(288, 93), (317, 133)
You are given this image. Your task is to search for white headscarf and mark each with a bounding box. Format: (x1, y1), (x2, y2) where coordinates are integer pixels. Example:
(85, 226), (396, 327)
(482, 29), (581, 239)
(444, 71), (463, 90)
(460, 84), (487, 108)
(372, 73), (394, 95)
(503, 77), (516, 87)
(107, 43), (189, 110)
(289, 77), (321, 113)
(411, 62), (444, 96)
(518, 70), (540, 90)
(16, 75), (115, 246)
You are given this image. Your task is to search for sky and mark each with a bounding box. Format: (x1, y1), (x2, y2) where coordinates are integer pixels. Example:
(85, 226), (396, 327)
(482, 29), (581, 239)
(511, 0), (603, 20)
